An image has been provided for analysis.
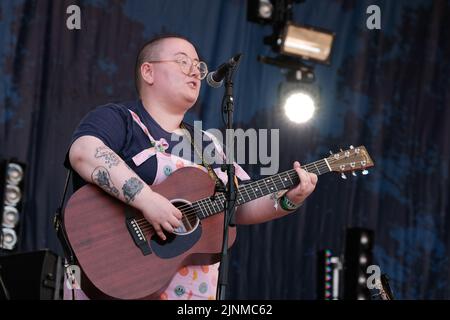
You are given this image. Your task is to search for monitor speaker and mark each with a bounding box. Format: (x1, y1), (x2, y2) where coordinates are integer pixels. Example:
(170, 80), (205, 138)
(0, 249), (64, 300)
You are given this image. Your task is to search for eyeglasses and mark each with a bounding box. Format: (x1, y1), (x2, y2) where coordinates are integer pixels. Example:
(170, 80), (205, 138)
(147, 55), (208, 80)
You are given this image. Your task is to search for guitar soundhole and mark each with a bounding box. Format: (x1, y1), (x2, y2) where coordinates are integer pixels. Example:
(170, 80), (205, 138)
(171, 199), (199, 235)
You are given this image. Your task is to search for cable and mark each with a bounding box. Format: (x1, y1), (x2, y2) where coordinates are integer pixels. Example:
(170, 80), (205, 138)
(0, 265), (11, 300)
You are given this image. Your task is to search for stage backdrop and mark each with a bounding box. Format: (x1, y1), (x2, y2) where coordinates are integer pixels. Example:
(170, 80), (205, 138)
(1, 0), (449, 299)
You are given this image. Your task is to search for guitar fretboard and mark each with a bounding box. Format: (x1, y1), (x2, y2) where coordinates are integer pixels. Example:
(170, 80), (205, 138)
(193, 158), (331, 219)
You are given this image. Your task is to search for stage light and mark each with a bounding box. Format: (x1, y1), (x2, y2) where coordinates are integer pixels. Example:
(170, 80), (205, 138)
(360, 234), (369, 245)
(4, 185), (21, 206)
(343, 228), (374, 300)
(1, 227), (17, 250)
(358, 275), (366, 285)
(359, 254), (368, 265)
(6, 163), (24, 185)
(258, 0), (274, 19)
(1, 159), (26, 252)
(247, 0), (275, 24)
(317, 249), (343, 300)
(279, 22), (335, 64)
(279, 80), (319, 124)
(2, 206), (19, 228)
(283, 92), (315, 123)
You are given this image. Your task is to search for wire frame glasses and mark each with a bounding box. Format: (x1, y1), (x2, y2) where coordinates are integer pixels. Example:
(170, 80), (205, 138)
(147, 55), (208, 80)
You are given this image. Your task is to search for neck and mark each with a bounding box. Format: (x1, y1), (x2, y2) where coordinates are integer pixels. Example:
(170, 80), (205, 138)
(141, 95), (185, 132)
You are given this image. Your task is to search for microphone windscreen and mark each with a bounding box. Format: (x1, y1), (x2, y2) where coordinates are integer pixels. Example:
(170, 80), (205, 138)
(206, 72), (223, 88)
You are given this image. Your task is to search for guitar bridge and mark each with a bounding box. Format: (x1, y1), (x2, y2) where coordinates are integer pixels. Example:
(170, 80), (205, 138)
(126, 218), (152, 256)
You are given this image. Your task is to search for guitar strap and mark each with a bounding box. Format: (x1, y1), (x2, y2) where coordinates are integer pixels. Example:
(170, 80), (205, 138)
(180, 123), (225, 191)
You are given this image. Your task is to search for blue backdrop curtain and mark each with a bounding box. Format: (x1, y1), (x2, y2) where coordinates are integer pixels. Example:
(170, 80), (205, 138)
(0, 0), (449, 299)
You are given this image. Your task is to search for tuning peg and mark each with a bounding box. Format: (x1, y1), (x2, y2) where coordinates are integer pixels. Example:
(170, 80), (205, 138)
(340, 148), (344, 152)
(352, 171), (357, 177)
(350, 145), (354, 149)
(329, 150), (333, 155)
(341, 173), (347, 179)
(362, 170), (369, 175)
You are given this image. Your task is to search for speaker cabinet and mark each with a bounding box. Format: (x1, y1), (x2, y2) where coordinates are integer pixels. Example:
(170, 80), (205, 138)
(0, 249), (64, 300)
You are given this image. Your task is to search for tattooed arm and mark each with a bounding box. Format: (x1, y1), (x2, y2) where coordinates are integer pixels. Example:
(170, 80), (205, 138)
(69, 135), (181, 240)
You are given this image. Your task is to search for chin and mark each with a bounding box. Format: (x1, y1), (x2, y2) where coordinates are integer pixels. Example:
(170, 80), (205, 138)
(185, 101), (197, 110)
(184, 94), (199, 106)
(177, 99), (195, 112)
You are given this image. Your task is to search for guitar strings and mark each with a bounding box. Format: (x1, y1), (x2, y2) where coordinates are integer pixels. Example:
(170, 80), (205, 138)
(135, 156), (355, 233)
(137, 154), (346, 219)
(134, 156), (356, 232)
(136, 157), (334, 221)
(136, 171), (306, 234)
(134, 160), (328, 226)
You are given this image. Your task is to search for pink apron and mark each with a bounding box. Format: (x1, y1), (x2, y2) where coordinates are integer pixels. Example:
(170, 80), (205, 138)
(64, 110), (249, 300)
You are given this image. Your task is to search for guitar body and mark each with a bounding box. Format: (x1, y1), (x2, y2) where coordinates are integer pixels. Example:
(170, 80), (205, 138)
(63, 167), (236, 300)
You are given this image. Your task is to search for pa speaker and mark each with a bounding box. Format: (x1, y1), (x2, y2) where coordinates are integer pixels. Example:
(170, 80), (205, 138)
(0, 249), (64, 300)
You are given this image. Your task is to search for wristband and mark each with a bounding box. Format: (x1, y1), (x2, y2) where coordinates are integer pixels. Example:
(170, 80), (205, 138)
(280, 194), (303, 211)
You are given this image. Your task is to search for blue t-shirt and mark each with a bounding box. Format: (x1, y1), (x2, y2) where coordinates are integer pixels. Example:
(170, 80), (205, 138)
(66, 100), (226, 190)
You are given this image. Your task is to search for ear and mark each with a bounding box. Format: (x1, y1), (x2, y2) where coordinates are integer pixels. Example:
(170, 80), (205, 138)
(140, 62), (154, 86)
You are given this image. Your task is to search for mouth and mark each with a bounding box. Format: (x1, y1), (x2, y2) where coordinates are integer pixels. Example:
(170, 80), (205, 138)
(187, 81), (198, 89)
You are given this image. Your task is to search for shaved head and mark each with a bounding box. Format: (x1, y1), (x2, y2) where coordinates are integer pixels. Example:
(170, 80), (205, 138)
(135, 35), (196, 96)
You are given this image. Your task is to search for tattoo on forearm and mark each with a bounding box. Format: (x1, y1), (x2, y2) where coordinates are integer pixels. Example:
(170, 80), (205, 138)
(94, 146), (121, 168)
(91, 166), (119, 197)
(122, 177), (144, 203)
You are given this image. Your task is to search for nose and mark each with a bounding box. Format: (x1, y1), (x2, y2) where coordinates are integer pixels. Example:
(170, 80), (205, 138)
(189, 62), (201, 80)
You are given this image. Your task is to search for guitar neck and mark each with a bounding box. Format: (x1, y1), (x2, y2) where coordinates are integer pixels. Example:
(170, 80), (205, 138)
(195, 158), (332, 219)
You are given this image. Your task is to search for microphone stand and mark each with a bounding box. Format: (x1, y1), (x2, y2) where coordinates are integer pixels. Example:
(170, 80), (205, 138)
(216, 55), (241, 300)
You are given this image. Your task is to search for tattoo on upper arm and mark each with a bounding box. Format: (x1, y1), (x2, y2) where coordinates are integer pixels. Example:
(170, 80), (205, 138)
(122, 177), (144, 203)
(91, 166), (119, 197)
(95, 146), (121, 168)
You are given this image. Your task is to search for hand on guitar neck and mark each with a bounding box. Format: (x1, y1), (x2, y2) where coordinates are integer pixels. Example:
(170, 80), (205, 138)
(285, 161), (318, 205)
(234, 160), (318, 225)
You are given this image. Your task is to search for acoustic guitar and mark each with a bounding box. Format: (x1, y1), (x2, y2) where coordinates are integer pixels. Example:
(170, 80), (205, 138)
(63, 146), (374, 299)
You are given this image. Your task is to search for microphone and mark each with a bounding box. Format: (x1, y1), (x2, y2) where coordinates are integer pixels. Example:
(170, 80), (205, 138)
(206, 53), (242, 88)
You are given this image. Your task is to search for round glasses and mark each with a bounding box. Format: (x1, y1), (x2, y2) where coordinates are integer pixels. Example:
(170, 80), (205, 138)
(147, 55), (208, 80)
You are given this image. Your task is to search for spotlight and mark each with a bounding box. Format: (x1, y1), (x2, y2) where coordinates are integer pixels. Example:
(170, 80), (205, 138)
(258, 0), (274, 19)
(1, 227), (17, 250)
(358, 274), (366, 285)
(360, 234), (369, 246)
(7, 163), (24, 185)
(2, 206), (19, 228)
(279, 22), (335, 64)
(284, 92), (315, 123)
(359, 254), (368, 265)
(247, 0), (274, 24)
(279, 80), (319, 124)
(317, 249), (343, 300)
(1, 159), (26, 252)
(4, 185), (22, 206)
(343, 228), (374, 300)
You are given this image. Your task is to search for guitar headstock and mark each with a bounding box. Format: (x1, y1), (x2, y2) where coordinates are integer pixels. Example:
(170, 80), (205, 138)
(326, 145), (374, 179)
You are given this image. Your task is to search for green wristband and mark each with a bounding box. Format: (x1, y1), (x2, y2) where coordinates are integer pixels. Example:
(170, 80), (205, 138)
(280, 195), (302, 211)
